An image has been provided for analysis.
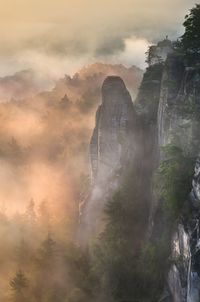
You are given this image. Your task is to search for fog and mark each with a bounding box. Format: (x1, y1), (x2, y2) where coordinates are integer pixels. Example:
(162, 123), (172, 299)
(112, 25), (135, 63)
(0, 1), (196, 300)
(0, 0), (196, 78)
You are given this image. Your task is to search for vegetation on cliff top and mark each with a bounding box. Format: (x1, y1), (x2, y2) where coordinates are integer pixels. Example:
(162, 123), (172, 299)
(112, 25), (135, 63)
(180, 4), (200, 63)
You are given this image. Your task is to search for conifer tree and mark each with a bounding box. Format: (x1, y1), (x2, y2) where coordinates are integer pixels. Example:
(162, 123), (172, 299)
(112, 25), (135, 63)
(10, 270), (28, 302)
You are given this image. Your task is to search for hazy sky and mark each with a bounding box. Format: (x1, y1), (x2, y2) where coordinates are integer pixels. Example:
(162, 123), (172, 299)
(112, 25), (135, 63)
(0, 0), (197, 77)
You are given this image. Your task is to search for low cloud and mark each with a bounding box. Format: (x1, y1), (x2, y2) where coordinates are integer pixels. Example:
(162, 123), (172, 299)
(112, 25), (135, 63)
(0, 0), (197, 78)
(95, 36), (126, 56)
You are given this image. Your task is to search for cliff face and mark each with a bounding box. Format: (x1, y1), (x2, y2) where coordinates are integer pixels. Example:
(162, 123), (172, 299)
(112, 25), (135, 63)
(90, 76), (136, 182)
(80, 43), (200, 300)
(158, 53), (200, 157)
(166, 157), (200, 302)
(80, 76), (137, 244)
(139, 51), (200, 301)
(152, 54), (200, 301)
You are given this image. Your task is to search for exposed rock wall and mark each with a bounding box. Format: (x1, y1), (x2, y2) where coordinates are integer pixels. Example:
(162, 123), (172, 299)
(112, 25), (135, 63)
(135, 50), (200, 301)
(79, 43), (200, 300)
(156, 54), (200, 301)
(135, 63), (164, 235)
(90, 76), (136, 183)
(166, 157), (200, 302)
(167, 225), (190, 302)
(79, 76), (137, 244)
(158, 53), (200, 157)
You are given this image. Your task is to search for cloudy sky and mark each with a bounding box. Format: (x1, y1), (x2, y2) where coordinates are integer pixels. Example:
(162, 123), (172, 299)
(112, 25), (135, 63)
(0, 0), (197, 78)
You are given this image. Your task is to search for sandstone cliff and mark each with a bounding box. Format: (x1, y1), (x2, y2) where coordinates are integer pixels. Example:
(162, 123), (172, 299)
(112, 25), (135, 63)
(140, 51), (200, 301)
(90, 76), (136, 182)
(80, 40), (200, 301)
(79, 76), (137, 244)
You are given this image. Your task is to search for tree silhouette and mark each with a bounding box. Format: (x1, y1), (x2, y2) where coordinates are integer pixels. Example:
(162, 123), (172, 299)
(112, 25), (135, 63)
(10, 270), (28, 302)
(37, 233), (57, 270)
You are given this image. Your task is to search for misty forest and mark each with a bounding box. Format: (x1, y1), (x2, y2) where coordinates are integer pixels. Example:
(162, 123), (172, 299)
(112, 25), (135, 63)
(1, 2), (200, 302)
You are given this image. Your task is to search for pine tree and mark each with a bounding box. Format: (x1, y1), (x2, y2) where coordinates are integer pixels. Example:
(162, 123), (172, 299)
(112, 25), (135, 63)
(10, 270), (28, 302)
(37, 233), (57, 269)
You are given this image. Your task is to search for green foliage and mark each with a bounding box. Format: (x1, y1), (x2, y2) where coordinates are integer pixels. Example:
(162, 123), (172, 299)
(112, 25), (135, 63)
(93, 171), (152, 302)
(145, 45), (157, 66)
(180, 4), (200, 63)
(145, 45), (164, 66)
(93, 185), (170, 301)
(64, 245), (98, 302)
(137, 239), (171, 300)
(92, 144), (194, 302)
(155, 144), (194, 217)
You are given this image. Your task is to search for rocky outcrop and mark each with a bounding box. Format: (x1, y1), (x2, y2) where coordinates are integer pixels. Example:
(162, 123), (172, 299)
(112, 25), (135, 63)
(167, 225), (190, 302)
(135, 63), (164, 234)
(135, 63), (163, 124)
(79, 76), (137, 244)
(148, 38), (173, 66)
(90, 76), (136, 182)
